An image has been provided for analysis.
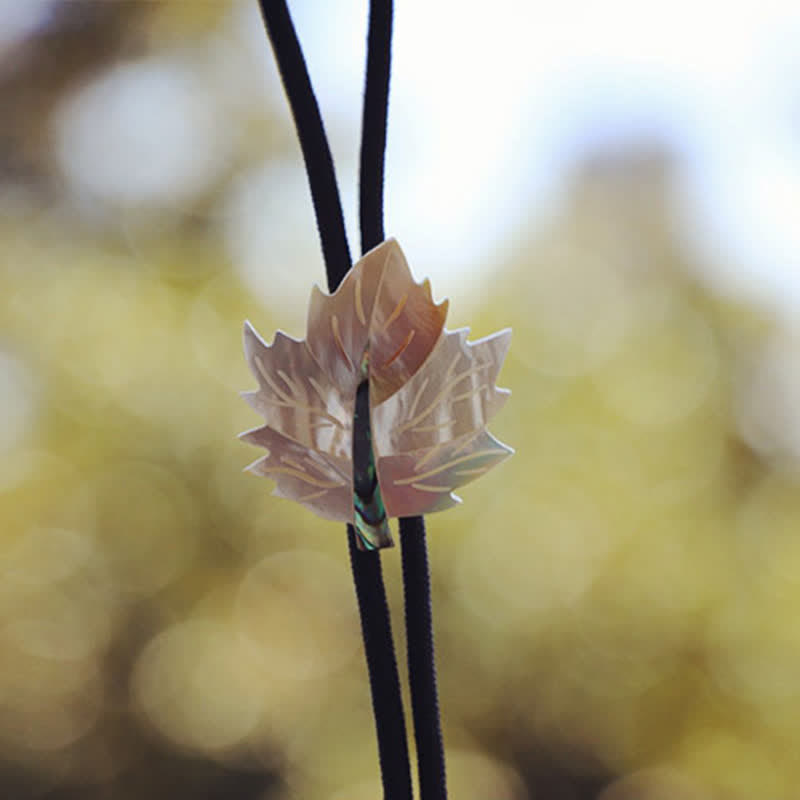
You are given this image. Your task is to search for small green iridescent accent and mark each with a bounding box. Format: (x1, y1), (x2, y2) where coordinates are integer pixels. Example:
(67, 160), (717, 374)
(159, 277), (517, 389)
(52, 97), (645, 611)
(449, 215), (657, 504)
(351, 351), (393, 550)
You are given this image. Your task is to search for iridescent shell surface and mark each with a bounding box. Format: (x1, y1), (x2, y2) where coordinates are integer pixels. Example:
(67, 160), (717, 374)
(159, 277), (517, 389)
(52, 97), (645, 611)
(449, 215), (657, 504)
(241, 238), (512, 539)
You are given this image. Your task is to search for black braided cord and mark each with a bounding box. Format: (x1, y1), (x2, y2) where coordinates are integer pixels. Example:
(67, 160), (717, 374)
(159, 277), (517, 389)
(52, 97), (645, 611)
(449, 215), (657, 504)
(257, 0), (351, 288)
(257, 3), (413, 799)
(358, 1), (448, 798)
(400, 519), (448, 800)
(359, 0), (392, 254)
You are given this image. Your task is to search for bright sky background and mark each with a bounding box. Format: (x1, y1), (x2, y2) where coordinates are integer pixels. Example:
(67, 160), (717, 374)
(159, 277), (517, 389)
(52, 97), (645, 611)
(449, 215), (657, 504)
(40, 0), (800, 321)
(290, 0), (800, 317)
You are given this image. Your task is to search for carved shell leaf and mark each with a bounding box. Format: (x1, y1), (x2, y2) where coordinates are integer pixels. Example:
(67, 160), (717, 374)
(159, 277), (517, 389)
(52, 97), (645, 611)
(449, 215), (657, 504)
(242, 325), (350, 460)
(241, 238), (512, 529)
(371, 326), (511, 457)
(241, 425), (352, 522)
(304, 238), (448, 406)
(377, 429), (514, 518)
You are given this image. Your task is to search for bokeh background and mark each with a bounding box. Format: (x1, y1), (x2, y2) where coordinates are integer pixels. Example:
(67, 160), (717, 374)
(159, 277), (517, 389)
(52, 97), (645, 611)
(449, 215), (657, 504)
(2, 1), (800, 798)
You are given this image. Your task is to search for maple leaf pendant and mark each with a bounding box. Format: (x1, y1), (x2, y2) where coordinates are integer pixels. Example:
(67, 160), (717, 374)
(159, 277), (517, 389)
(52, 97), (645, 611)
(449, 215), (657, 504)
(240, 239), (513, 550)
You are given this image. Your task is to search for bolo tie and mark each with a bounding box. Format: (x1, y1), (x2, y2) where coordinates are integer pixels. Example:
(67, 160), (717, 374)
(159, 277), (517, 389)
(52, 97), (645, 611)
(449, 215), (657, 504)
(243, 3), (513, 798)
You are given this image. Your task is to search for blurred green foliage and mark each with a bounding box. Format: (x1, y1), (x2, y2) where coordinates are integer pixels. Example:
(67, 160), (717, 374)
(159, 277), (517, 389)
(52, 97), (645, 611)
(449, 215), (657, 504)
(1, 3), (799, 799)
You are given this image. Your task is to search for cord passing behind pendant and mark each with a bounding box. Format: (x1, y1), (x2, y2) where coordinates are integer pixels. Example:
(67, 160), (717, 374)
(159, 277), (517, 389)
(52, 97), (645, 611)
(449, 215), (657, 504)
(240, 238), (513, 549)
(251, 2), (514, 798)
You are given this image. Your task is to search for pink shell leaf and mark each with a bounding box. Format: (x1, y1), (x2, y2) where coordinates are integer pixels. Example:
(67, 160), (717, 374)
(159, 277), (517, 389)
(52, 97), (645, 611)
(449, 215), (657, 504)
(371, 327), (511, 457)
(378, 429), (514, 518)
(241, 425), (353, 522)
(304, 239), (448, 406)
(242, 321), (352, 460)
(365, 240), (449, 406)
(240, 238), (513, 528)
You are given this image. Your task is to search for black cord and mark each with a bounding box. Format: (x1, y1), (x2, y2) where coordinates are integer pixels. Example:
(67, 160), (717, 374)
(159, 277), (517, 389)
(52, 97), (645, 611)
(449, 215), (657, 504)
(359, 0), (393, 253)
(257, 3), (413, 799)
(358, 2), (448, 797)
(400, 518), (448, 800)
(347, 527), (414, 800)
(257, 0), (351, 288)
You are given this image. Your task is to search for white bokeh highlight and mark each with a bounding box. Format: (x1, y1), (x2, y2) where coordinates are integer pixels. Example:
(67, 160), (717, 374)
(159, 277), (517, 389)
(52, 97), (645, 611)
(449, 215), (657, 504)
(54, 55), (233, 210)
(0, 0), (55, 55)
(0, 350), (36, 456)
